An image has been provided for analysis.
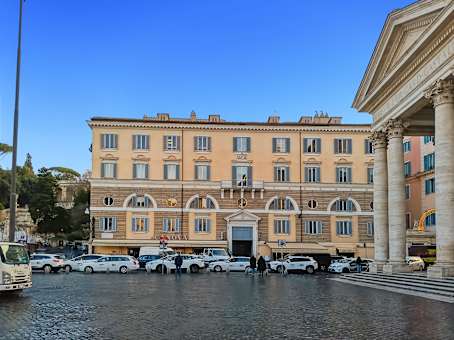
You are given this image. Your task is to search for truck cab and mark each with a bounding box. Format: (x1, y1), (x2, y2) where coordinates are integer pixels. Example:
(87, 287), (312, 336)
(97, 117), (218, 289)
(0, 242), (32, 292)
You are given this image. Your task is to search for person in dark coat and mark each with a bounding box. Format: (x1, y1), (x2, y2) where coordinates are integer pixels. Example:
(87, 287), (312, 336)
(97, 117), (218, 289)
(249, 255), (257, 274)
(175, 253), (183, 274)
(356, 256), (362, 273)
(257, 256), (267, 277)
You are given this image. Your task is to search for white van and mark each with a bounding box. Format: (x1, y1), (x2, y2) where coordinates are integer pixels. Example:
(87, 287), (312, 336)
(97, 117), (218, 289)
(202, 248), (230, 263)
(139, 246), (174, 257)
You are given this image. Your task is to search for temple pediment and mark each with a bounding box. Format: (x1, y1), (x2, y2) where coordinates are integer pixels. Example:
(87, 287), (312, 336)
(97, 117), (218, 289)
(225, 210), (261, 222)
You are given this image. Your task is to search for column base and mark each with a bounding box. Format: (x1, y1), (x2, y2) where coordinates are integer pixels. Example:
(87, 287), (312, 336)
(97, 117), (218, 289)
(369, 262), (386, 274)
(427, 264), (454, 279)
(382, 262), (412, 274)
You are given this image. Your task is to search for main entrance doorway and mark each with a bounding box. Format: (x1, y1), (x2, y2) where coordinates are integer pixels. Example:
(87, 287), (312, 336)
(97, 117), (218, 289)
(232, 226), (253, 256)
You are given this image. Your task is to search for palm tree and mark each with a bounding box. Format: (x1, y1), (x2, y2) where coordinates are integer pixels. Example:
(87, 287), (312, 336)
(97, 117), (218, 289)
(0, 143), (13, 157)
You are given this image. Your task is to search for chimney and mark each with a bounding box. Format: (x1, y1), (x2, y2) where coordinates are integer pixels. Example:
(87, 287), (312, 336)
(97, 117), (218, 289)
(208, 114), (221, 122)
(267, 116), (280, 124)
(190, 111), (197, 121)
(157, 113), (170, 121)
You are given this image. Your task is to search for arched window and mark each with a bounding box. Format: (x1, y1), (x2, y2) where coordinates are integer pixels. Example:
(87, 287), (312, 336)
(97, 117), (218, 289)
(425, 212), (436, 228)
(269, 198), (295, 211)
(127, 195), (152, 208)
(189, 196), (216, 209)
(331, 198), (356, 212)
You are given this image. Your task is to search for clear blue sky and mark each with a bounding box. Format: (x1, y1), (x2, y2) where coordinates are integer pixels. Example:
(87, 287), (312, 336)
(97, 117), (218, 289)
(0, 0), (414, 174)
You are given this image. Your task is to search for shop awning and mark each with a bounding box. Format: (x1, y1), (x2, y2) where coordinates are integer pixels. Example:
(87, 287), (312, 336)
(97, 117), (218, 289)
(92, 239), (228, 248)
(268, 242), (333, 255)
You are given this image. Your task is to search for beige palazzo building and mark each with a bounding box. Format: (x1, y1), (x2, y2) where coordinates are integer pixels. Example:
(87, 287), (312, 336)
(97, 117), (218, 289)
(353, 0), (454, 277)
(88, 113), (374, 259)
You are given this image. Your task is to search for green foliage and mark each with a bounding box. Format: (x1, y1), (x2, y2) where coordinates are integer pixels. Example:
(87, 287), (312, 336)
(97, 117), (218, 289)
(0, 143), (12, 157)
(49, 167), (81, 180)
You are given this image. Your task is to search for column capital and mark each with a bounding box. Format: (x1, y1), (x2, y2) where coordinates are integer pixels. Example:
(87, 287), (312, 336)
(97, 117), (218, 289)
(385, 119), (405, 139)
(425, 78), (454, 107)
(369, 130), (387, 149)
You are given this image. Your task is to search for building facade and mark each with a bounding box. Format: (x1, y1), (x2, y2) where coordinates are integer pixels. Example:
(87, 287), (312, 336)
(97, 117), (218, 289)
(353, 0), (453, 277)
(88, 113), (374, 259)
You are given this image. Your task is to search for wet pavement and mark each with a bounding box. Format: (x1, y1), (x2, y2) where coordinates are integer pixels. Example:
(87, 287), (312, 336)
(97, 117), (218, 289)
(1, 271), (454, 340)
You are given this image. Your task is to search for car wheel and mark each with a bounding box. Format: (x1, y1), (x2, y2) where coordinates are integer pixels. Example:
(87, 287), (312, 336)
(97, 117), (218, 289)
(214, 265), (222, 272)
(65, 265), (72, 272)
(306, 266), (315, 274)
(342, 268), (350, 273)
(190, 264), (199, 273)
(43, 265), (52, 274)
(156, 264), (163, 273)
(119, 266), (128, 274)
(84, 266), (94, 273)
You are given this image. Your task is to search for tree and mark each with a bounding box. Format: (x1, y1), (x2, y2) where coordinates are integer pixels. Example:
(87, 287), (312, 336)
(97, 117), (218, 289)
(49, 167), (81, 180)
(0, 143), (12, 157)
(22, 153), (34, 177)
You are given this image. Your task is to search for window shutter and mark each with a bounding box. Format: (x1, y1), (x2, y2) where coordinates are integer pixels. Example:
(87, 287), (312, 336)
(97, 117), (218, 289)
(232, 166), (237, 182)
(207, 137), (211, 151)
(274, 167), (278, 181)
(163, 136), (167, 151)
(113, 217), (117, 231)
(207, 219), (211, 233)
(316, 168), (320, 182)
(133, 164), (137, 179)
(113, 164), (117, 178)
(317, 221), (322, 234)
(247, 166), (252, 186)
(347, 200), (353, 211)
(335, 168), (340, 183)
(145, 135), (149, 150)
(246, 137), (251, 152)
(101, 134), (105, 149)
(101, 164), (105, 178)
(425, 180), (429, 194)
(163, 218), (168, 232)
(132, 217), (136, 232)
(347, 168), (352, 183)
(335, 200), (340, 211)
(273, 220), (278, 234)
(272, 138), (277, 153)
(194, 136), (198, 151)
(348, 222), (352, 235)
(144, 218), (149, 232)
(176, 218), (181, 232)
(334, 139), (338, 153)
(207, 166), (211, 181)
(286, 138), (290, 153)
(145, 164), (149, 179)
(304, 167), (308, 182)
(304, 221), (308, 234)
(303, 138), (308, 153)
(176, 165), (180, 180)
(176, 136), (181, 151)
(132, 135), (136, 150)
(113, 134), (118, 149)
(316, 138), (321, 153)
(347, 139), (352, 154)
(336, 222), (340, 234)
(233, 137), (238, 152)
(164, 165), (168, 180)
(286, 167), (290, 182)
(195, 165), (199, 180)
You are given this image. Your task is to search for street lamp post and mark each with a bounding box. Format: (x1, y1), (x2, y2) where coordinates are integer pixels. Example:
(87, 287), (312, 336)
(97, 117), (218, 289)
(8, 0), (24, 242)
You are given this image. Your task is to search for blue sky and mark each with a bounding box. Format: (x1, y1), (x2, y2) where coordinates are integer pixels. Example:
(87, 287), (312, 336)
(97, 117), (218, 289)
(0, 0), (414, 174)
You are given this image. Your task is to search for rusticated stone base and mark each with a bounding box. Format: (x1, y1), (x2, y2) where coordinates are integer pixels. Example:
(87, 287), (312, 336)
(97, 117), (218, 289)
(382, 262), (412, 274)
(369, 262), (386, 273)
(427, 264), (454, 279)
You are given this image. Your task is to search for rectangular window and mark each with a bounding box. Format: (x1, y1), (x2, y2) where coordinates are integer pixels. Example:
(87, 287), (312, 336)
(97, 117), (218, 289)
(233, 137), (251, 153)
(336, 221), (352, 236)
(132, 217), (149, 232)
(195, 217), (210, 233)
(367, 222), (374, 236)
(194, 136), (211, 152)
(334, 138), (352, 154)
(133, 163), (149, 179)
(164, 135), (180, 151)
(272, 138), (290, 153)
(405, 184), (410, 200)
(232, 165), (252, 187)
(100, 217), (117, 232)
(336, 167), (352, 183)
(304, 166), (320, 183)
(367, 167), (374, 184)
(364, 139), (374, 154)
(274, 166), (290, 182)
(403, 141), (411, 153)
(274, 218), (290, 234)
(164, 164), (180, 180)
(133, 135), (149, 150)
(101, 134), (118, 149)
(425, 178), (435, 195)
(303, 138), (321, 153)
(404, 162), (412, 177)
(405, 213), (411, 230)
(195, 165), (210, 181)
(424, 136), (434, 144)
(423, 153), (435, 171)
(425, 213), (436, 227)
(162, 218), (181, 233)
(304, 221), (322, 234)
(101, 162), (117, 178)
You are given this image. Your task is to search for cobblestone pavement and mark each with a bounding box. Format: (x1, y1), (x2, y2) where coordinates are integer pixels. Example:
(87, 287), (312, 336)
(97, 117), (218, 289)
(1, 271), (454, 340)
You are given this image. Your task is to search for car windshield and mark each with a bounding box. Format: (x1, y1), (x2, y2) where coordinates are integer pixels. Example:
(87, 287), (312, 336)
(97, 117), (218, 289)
(0, 244), (30, 265)
(212, 249), (228, 256)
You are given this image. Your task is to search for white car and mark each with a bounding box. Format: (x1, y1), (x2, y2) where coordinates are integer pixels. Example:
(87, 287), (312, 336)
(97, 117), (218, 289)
(209, 256), (250, 272)
(328, 258), (374, 273)
(64, 254), (105, 272)
(81, 255), (139, 274)
(406, 256), (425, 271)
(30, 254), (65, 273)
(146, 254), (205, 273)
(269, 256), (318, 274)
(202, 248), (230, 263)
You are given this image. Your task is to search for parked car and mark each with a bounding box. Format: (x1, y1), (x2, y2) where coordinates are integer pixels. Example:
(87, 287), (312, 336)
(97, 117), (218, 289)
(138, 254), (162, 269)
(209, 256), (250, 272)
(328, 258), (373, 273)
(269, 256), (318, 274)
(406, 256), (425, 271)
(64, 254), (105, 272)
(202, 248), (230, 263)
(30, 254), (65, 273)
(139, 246), (174, 257)
(80, 255), (139, 274)
(146, 254), (205, 273)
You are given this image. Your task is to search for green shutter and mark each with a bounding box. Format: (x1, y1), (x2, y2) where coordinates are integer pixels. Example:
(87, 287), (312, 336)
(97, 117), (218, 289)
(286, 138), (290, 153)
(164, 165), (168, 180)
(246, 137), (251, 152)
(272, 138), (277, 153)
(233, 137), (237, 152)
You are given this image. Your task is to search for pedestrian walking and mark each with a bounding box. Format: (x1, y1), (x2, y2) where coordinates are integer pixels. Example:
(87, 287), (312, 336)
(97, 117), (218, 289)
(356, 256), (362, 273)
(175, 253), (183, 275)
(257, 256), (267, 277)
(249, 255), (257, 275)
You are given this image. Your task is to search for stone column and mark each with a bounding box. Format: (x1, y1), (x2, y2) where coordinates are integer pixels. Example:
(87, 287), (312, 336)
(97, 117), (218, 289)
(369, 131), (389, 273)
(383, 119), (410, 274)
(426, 78), (454, 278)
